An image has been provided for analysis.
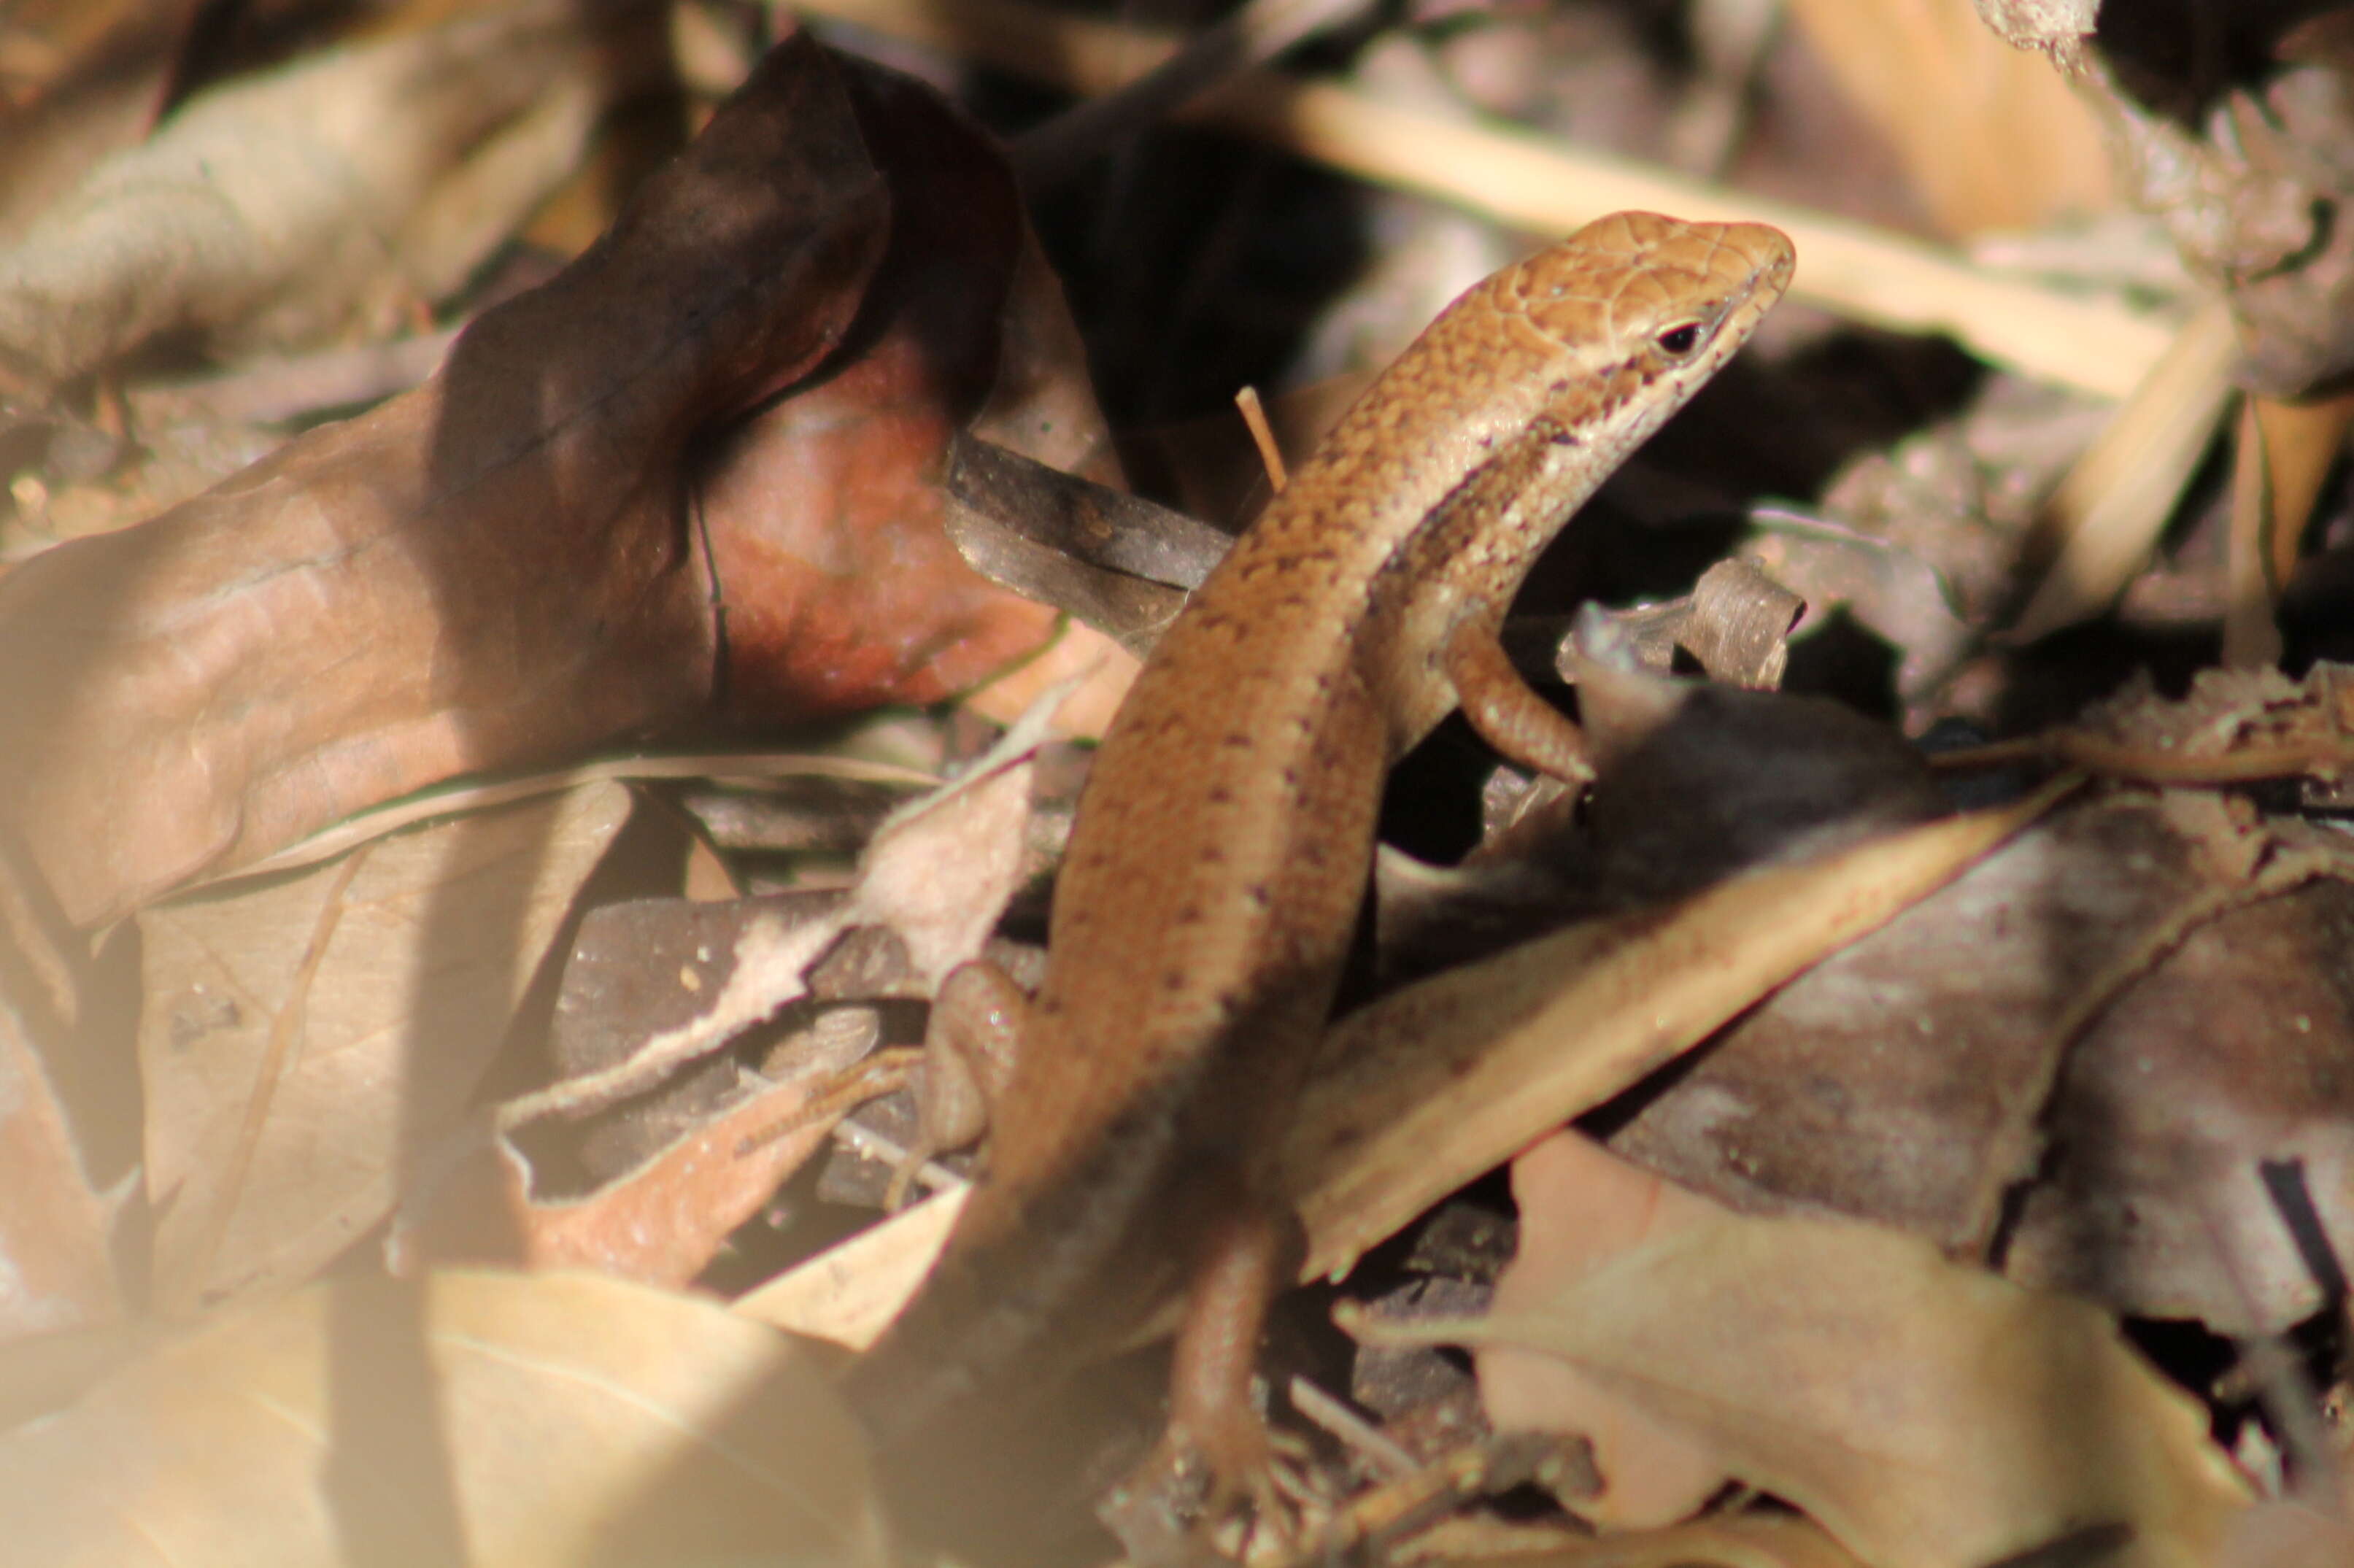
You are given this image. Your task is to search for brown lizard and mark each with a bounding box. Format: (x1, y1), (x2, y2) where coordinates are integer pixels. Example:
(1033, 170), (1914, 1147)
(844, 210), (1794, 1521)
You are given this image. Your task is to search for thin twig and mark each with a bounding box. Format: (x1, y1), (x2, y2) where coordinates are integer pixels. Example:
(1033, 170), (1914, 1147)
(1235, 385), (1288, 493)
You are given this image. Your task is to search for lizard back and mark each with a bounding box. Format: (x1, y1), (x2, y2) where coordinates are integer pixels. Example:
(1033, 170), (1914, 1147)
(844, 212), (1794, 1473)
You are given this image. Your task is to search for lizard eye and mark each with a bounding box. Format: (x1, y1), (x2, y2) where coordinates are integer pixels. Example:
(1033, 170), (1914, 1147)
(1654, 320), (1704, 357)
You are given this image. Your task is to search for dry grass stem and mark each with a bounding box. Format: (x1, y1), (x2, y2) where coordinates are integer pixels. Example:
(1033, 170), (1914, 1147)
(785, 0), (2175, 398)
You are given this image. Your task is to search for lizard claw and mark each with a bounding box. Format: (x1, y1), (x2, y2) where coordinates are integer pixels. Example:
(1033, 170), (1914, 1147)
(1197, 1409), (1319, 1546)
(1104, 1409), (1321, 1564)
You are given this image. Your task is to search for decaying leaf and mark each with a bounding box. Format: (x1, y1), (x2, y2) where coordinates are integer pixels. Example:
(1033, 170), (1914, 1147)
(1602, 793), (2231, 1251)
(1603, 749), (2354, 1332)
(1986, 2), (2354, 393)
(139, 781), (636, 1314)
(390, 1037), (871, 1286)
(0, 1270), (888, 1568)
(0, 0), (668, 391)
(390, 892), (887, 1283)
(1416, 1132), (2252, 1568)
(2003, 864), (2354, 1331)
(2063, 663), (2354, 781)
(393, 700), (1053, 1288)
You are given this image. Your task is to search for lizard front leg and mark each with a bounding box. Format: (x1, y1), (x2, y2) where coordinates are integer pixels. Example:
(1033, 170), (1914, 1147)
(1443, 617), (1597, 785)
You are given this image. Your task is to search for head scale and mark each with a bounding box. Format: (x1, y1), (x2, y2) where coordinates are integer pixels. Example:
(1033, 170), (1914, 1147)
(1497, 212), (1792, 444)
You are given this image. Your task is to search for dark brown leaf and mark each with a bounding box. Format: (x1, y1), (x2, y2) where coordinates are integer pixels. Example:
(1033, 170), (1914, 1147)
(696, 55), (1089, 722)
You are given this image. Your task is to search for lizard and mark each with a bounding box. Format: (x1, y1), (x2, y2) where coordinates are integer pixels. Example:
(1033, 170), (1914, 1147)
(842, 209), (1794, 1526)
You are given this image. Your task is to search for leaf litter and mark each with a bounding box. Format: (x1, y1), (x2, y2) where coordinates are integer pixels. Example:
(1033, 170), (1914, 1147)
(6, 1), (2354, 1565)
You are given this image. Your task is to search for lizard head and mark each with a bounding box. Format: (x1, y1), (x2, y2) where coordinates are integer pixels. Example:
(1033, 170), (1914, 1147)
(1496, 210), (1794, 456)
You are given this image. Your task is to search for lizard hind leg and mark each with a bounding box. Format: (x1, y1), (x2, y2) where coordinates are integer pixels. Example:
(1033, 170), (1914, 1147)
(887, 957), (1029, 1210)
(1151, 1173), (1313, 1545)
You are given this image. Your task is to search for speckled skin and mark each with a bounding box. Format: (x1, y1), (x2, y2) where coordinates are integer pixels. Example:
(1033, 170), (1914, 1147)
(847, 214), (1794, 1488)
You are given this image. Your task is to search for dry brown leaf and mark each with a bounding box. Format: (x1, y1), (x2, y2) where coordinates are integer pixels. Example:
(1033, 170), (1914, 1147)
(139, 781), (637, 1314)
(0, 35), (1122, 932)
(1417, 1132), (2251, 1568)
(694, 54), (1094, 727)
(0, 35), (889, 930)
(2004, 862), (2354, 1331)
(0, 1270), (889, 1567)
(392, 1059), (861, 1286)
(416, 695), (1054, 1279)
(0, 0), (664, 389)
(389, 892), (894, 1283)
(1604, 773), (2354, 1333)
(1604, 792), (2223, 1252)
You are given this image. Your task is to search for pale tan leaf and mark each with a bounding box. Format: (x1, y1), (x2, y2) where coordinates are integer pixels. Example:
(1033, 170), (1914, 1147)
(1402, 1133), (2251, 1568)
(2012, 298), (2241, 641)
(848, 723), (1041, 986)
(1482, 1137), (1739, 1530)
(0, 1008), (123, 1340)
(0, 1), (656, 385)
(0, 1270), (888, 1568)
(139, 782), (637, 1313)
(1287, 782), (2071, 1282)
(736, 1186), (966, 1351)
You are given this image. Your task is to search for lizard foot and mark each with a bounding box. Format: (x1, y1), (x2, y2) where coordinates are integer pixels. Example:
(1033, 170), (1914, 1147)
(1195, 1407), (1298, 1543)
(1103, 1407), (1321, 1564)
